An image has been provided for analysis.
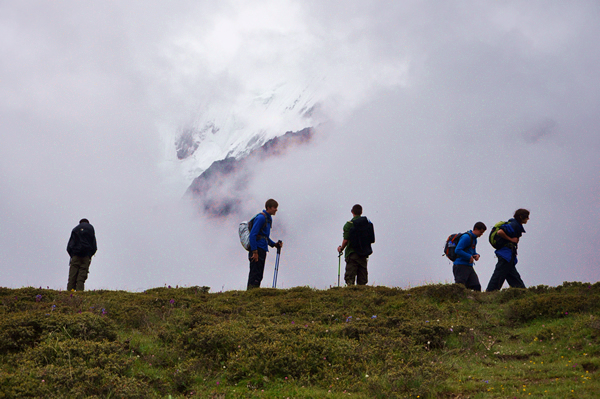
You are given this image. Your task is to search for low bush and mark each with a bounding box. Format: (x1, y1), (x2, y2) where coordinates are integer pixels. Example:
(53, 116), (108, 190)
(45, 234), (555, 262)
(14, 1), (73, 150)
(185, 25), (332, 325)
(0, 312), (117, 354)
(0, 339), (149, 398)
(507, 294), (596, 322)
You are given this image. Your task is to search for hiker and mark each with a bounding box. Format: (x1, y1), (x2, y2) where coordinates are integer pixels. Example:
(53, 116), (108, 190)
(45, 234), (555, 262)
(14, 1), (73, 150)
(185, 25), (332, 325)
(66, 218), (97, 291)
(337, 204), (375, 285)
(486, 209), (530, 291)
(247, 199), (283, 290)
(453, 222), (487, 291)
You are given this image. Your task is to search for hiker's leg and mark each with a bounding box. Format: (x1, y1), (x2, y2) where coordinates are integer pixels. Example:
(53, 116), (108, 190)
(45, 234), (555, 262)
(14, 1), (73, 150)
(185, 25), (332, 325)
(75, 257), (91, 291)
(356, 256), (368, 285)
(247, 248), (267, 289)
(486, 258), (510, 292)
(466, 268), (482, 291)
(344, 254), (359, 285)
(453, 265), (470, 286)
(505, 264), (526, 289)
(67, 256), (82, 291)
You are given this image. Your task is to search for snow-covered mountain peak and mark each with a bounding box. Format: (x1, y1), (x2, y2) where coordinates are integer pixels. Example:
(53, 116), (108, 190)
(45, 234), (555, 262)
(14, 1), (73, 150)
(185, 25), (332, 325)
(175, 81), (323, 183)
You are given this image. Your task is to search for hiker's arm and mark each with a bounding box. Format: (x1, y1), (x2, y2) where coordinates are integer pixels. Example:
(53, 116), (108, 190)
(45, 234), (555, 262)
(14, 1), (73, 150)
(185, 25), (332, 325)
(497, 229), (518, 244)
(455, 235), (473, 263)
(339, 221), (352, 253)
(338, 239), (349, 254)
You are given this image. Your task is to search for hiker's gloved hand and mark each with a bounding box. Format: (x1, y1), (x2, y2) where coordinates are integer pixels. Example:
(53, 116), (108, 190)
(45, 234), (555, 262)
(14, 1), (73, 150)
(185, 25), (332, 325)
(251, 251), (259, 262)
(276, 240), (283, 249)
(473, 254), (480, 261)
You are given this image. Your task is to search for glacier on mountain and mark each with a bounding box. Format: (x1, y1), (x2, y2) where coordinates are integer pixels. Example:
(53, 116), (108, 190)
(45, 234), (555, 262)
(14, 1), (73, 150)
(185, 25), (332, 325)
(173, 82), (324, 216)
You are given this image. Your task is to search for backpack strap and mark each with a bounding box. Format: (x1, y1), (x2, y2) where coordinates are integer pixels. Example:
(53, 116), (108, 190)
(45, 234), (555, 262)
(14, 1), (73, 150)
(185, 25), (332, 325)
(467, 231), (475, 249)
(255, 211), (270, 241)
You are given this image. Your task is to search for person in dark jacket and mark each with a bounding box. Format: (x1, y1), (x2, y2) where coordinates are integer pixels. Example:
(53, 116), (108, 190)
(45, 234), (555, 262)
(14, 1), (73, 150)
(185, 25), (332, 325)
(247, 199), (283, 289)
(67, 218), (97, 291)
(453, 222), (486, 291)
(486, 209), (530, 291)
(337, 204), (375, 286)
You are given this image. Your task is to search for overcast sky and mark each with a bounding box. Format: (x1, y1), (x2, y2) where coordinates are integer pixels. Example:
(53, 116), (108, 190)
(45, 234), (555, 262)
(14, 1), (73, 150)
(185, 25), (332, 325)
(1, 1), (599, 292)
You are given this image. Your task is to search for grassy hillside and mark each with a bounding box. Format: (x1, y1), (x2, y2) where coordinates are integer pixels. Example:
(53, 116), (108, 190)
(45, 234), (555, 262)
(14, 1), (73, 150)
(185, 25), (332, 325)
(0, 282), (598, 398)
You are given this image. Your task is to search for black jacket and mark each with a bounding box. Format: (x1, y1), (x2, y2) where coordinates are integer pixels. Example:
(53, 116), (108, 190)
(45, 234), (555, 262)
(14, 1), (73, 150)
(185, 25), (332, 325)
(67, 222), (97, 257)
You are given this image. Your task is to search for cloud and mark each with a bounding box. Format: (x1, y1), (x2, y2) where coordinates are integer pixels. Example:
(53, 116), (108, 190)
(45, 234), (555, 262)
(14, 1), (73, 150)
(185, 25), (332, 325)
(1, 1), (599, 291)
(521, 119), (556, 144)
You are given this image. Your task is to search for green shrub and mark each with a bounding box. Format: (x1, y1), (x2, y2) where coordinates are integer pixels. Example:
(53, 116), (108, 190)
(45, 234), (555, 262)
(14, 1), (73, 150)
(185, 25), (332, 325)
(493, 287), (529, 304)
(410, 283), (469, 302)
(0, 339), (150, 398)
(0, 312), (117, 354)
(507, 294), (595, 322)
(558, 281), (600, 293)
(178, 321), (246, 366)
(225, 331), (362, 382)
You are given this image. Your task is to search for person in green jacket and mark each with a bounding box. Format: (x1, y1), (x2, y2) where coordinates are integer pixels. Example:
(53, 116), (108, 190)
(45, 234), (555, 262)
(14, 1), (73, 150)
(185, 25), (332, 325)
(337, 204), (375, 285)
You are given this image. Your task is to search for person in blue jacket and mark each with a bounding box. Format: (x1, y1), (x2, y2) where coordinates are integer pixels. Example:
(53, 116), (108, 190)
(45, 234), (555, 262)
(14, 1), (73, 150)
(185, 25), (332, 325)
(247, 199), (283, 289)
(486, 209), (530, 291)
(453, 222), (487, 291)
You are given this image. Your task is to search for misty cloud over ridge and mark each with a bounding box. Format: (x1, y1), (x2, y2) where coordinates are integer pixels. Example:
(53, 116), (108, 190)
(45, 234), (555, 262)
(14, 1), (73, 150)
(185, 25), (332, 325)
(1, 1), (599, 291)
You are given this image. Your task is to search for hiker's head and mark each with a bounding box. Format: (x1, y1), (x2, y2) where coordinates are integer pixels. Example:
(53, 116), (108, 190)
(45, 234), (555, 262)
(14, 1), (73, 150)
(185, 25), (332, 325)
(514, 208), (530, 224)
(473, 221), (487, 237)
(79, 218), (90, 224)
(351, 204), (362, 216)
(265, 199), (278, 215)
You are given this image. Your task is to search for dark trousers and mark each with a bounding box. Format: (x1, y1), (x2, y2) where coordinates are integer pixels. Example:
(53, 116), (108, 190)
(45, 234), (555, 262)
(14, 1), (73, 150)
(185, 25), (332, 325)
(67, 255), (91, 291)
(452, 264), (481, 291)
(486, 256), (526, 292)
(247, 248), (267, 289)
(345, 253), (368, 285)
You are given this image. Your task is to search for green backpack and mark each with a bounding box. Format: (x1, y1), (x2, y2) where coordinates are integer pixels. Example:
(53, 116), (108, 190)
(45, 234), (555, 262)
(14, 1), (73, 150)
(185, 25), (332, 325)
(488, 221), (508, 249)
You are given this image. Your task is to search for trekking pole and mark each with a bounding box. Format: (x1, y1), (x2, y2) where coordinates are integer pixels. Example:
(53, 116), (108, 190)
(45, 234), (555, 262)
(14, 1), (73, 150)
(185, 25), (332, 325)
(337, 252), (342, 287)
(272, 243), (282, 288)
